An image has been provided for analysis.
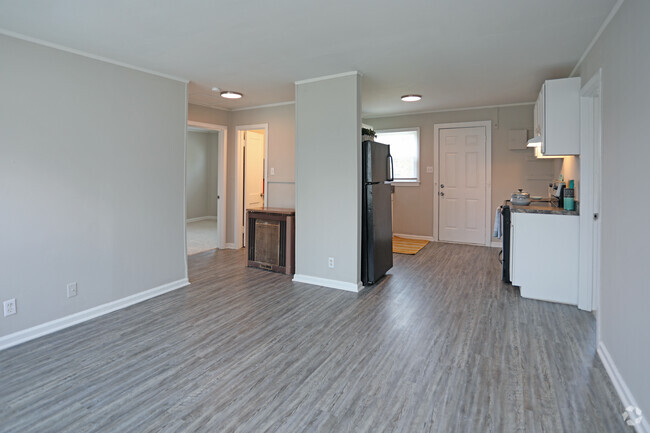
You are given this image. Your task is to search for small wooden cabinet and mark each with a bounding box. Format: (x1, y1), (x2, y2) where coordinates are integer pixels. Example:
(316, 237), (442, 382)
(247, 208), (295, 275)
(533, 77), (580, 156)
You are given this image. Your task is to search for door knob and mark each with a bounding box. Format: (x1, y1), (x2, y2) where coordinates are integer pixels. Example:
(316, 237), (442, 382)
(440, 192), (445, 197)
(594, 213), (599, 221)
(440, 184), (445, 188)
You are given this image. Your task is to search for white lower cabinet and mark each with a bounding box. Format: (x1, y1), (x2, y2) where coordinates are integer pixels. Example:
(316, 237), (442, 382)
(510, 212), (579, 305)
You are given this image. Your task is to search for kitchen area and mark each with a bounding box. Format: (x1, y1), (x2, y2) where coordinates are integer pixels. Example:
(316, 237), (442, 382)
(499, 77), (594, 310)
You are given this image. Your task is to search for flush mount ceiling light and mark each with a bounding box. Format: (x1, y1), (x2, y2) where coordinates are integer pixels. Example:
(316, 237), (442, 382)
(220, 91), (243, 99)
(401, 94), (422, 102)
(211, 87), (220, 92)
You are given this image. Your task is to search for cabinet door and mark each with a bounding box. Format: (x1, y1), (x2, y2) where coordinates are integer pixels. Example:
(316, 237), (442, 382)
(542, 77), (580, 156)
(533, 101), (539, 138)
(537, 84), (546, 153)
(511, 212), (579, 304)
(509, 215), (516, 284)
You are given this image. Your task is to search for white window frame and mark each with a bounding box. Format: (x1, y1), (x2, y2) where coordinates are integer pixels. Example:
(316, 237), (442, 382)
(375, 127), (420, 186)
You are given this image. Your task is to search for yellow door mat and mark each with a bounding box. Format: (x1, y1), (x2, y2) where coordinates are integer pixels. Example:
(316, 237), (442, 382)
(392, 236), (429, 255)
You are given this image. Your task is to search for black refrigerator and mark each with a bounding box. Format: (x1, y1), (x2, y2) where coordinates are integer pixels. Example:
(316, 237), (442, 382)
(362, 140), (394, 285)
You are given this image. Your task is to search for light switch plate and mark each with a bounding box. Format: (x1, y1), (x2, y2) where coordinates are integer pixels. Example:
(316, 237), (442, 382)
(67, 282), (78, 298)
(426, 166), (433, 173)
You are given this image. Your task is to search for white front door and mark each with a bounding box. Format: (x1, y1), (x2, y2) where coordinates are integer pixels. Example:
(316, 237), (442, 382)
(438, 126), (487, 245)
(243, 130), (265, 245)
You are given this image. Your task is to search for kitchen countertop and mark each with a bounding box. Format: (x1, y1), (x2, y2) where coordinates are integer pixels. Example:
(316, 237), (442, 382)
(505, 199), (579, 216)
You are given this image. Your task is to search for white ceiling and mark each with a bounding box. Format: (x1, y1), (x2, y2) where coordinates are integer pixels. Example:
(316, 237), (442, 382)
(0, 0), (617, 116)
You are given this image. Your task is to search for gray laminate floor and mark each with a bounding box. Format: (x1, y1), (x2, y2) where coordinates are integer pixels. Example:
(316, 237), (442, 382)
(0, 243), (630, 433)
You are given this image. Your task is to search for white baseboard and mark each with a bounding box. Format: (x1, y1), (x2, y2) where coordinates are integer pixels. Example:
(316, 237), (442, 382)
(0, 278), (190, 351)
(491, 241), (503, 248)
(393, 233), (435, 241)
(224, 243), (237, 249)
(186, 216), (217, 223)
(293, 274), (361, 292)
(598, 341), (649, 433)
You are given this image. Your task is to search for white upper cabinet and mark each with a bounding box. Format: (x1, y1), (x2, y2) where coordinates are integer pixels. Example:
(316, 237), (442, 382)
(533, 77), (580, 156)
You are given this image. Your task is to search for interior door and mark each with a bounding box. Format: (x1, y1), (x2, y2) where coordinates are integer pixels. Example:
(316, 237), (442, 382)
(438, 126), (487, 245)
(245, 130), (265, 210)
(243, 130), (265, 245)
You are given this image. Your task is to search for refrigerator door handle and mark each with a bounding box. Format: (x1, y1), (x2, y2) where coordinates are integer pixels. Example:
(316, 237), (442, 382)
(387, 154), (394, 182)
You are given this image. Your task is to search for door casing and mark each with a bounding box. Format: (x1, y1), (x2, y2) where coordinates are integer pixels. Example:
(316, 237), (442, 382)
(433, 121), (492, 246)
(578, 69), (603, 316)
(186, 120), (227, 251)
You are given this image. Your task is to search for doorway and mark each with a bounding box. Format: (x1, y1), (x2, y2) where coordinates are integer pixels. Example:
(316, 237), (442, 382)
(235, 124), (268, 248)
(578, 70), (602, 318)
(185, 121), (227, 254)
(433, 121), (492, 246)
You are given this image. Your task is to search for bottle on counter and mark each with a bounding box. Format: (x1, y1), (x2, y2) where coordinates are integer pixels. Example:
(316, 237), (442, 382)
(564, 188), (575, 211)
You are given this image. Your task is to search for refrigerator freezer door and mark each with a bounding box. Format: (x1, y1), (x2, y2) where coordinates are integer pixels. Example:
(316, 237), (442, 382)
(363, 140), (390, 183)
(362, 182), (393, 285)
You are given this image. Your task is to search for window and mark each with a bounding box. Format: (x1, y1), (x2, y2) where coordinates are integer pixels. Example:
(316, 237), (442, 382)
(375, 128), (420, 184)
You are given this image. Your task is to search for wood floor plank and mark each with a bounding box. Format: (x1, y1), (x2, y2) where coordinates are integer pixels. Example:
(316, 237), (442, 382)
(0, 243), (629, 432)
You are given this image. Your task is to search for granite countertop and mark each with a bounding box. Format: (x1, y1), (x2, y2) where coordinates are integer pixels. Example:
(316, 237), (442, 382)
(505, 199), (579, 216)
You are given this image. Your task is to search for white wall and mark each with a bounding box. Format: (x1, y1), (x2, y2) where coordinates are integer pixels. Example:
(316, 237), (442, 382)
(294, 73), (361, 290)
(187, 103), (229, 126)
(576, 0), (650, 421)
(558, 155), (580, 199)
(186, 131), (210, 219)
(186, 131), (218, 220)
(366, 105), (554, 241)
(0, 35), (187, 339)
(206, 133), (219, 217)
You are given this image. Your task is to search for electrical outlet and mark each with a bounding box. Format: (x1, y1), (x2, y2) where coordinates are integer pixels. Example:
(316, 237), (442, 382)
(67, 282), (78, 298)
(3, 299), (16, 317)
(328, 257), (334, 268)
(270, 167), (275, 175)
(426, 166), (434, 173)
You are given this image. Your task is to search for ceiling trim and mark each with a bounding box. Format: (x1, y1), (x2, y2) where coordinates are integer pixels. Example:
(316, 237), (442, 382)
(188, 101), (231, 111)
(0, 28), (190, 84)
(362, 101), (535, 119)
(570, 0), (625, 77)
(187, 126), (221, 133)
(188, 100), (295, 112)
(231, 101), (295, 112)
(187, 120), (227, 131)
(295, 71), (361, 85)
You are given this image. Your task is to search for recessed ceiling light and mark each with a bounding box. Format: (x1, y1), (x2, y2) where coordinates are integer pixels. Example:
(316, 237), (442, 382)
(401, 94), (422, 102)
(220, 91), (243, 99)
